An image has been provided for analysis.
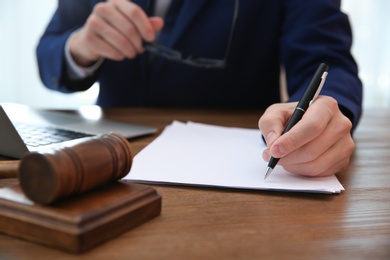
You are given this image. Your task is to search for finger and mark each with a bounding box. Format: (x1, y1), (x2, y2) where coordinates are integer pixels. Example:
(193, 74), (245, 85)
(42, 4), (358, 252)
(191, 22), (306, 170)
(258, 102), (296, 146)
(282, 117), (352, 166)
(281, 133), (354, 177)
(149, 17), (164, 32)
(114, 0), (158, 42)
(92, 3), (139, 58)
(86, 13), (136, 60)
(87, 32), (127, 61)
(262, 148), (272, 163)
(269, 96), (336, 158)
(70, 21), (128, 63)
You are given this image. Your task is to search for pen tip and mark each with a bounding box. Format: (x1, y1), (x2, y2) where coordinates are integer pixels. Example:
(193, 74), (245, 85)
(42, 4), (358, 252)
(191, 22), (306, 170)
(264, 167), (273, 180)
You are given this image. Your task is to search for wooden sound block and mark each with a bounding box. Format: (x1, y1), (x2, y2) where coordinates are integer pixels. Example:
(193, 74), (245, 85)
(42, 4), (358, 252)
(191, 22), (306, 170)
(0, 181), (161, 253)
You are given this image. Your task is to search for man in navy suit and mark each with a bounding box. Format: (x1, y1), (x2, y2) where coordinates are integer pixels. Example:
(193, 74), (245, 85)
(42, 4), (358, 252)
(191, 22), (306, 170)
(37, 0), (362, 177)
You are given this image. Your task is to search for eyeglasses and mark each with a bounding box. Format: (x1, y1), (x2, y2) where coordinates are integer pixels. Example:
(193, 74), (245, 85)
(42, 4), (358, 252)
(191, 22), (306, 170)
(143, 0), (239, 69)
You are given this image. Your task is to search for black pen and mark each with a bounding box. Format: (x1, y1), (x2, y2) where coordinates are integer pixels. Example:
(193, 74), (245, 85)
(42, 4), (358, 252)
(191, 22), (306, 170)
(264, 63), (329, 180)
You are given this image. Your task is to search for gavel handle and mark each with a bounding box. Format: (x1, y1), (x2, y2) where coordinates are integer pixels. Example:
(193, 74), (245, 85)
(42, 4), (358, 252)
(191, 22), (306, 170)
(0, 161), (19, 179)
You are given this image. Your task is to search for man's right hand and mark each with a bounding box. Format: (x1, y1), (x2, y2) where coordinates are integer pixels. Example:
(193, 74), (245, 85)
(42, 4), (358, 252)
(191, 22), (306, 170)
(68, 0), (164, 67)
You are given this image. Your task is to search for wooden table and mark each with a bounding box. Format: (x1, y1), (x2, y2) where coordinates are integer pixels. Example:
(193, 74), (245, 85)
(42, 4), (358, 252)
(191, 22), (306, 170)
(1, 108), (390, 259)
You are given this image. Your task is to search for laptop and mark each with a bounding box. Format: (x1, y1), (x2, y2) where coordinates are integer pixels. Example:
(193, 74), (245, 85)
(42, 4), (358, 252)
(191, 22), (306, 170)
(0, 103), (157, 159)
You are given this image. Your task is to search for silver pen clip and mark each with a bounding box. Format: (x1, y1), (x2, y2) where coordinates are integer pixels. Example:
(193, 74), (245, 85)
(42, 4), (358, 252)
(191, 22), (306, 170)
(309, 71), (328, 106)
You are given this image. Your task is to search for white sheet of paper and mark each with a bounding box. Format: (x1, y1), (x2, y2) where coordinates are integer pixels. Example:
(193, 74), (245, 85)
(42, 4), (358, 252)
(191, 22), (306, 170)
(124, 121), (344, 194)
(0, 187), (34, 205)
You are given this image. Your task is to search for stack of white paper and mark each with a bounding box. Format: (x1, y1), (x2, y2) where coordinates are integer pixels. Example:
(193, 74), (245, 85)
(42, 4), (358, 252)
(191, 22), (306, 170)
(125, 121), (344, 194)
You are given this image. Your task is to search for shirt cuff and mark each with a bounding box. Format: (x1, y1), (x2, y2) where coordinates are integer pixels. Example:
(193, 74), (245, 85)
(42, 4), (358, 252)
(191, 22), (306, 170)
(64, 35), (104, 80)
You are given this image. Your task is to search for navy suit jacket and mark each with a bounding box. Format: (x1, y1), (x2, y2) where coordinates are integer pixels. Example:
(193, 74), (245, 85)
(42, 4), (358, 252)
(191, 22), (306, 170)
(37, 0), (362, 128)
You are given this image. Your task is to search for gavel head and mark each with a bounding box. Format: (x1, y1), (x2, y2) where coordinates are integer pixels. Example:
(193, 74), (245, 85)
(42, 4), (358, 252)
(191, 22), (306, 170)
(18, 133), (133, 204)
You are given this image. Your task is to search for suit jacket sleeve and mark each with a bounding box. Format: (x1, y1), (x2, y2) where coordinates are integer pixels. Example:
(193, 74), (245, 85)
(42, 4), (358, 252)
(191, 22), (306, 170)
(280, 0), (362, 128)
(36, 0), (98, 93)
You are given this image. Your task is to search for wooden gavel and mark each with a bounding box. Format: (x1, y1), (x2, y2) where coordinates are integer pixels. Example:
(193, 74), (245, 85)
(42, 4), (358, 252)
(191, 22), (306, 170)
(0, 160), (19, 179)
(1, 133), (133, 204)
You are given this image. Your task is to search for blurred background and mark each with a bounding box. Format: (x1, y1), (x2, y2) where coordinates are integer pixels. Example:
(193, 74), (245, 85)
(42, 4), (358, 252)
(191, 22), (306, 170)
(0, 0), (389, 109)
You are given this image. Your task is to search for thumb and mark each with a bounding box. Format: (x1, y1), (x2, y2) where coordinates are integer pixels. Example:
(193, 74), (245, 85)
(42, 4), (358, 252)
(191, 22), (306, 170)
(259, 105), (294, 147)
(149, 17), (164, 32)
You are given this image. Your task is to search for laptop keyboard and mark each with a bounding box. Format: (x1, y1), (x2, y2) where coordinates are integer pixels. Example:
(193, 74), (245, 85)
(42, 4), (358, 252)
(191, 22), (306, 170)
(14, 124), (94, 147)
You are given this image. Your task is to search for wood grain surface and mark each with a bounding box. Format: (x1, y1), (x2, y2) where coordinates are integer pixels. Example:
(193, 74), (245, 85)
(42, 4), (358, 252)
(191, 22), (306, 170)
(1, 108), (389, 259)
